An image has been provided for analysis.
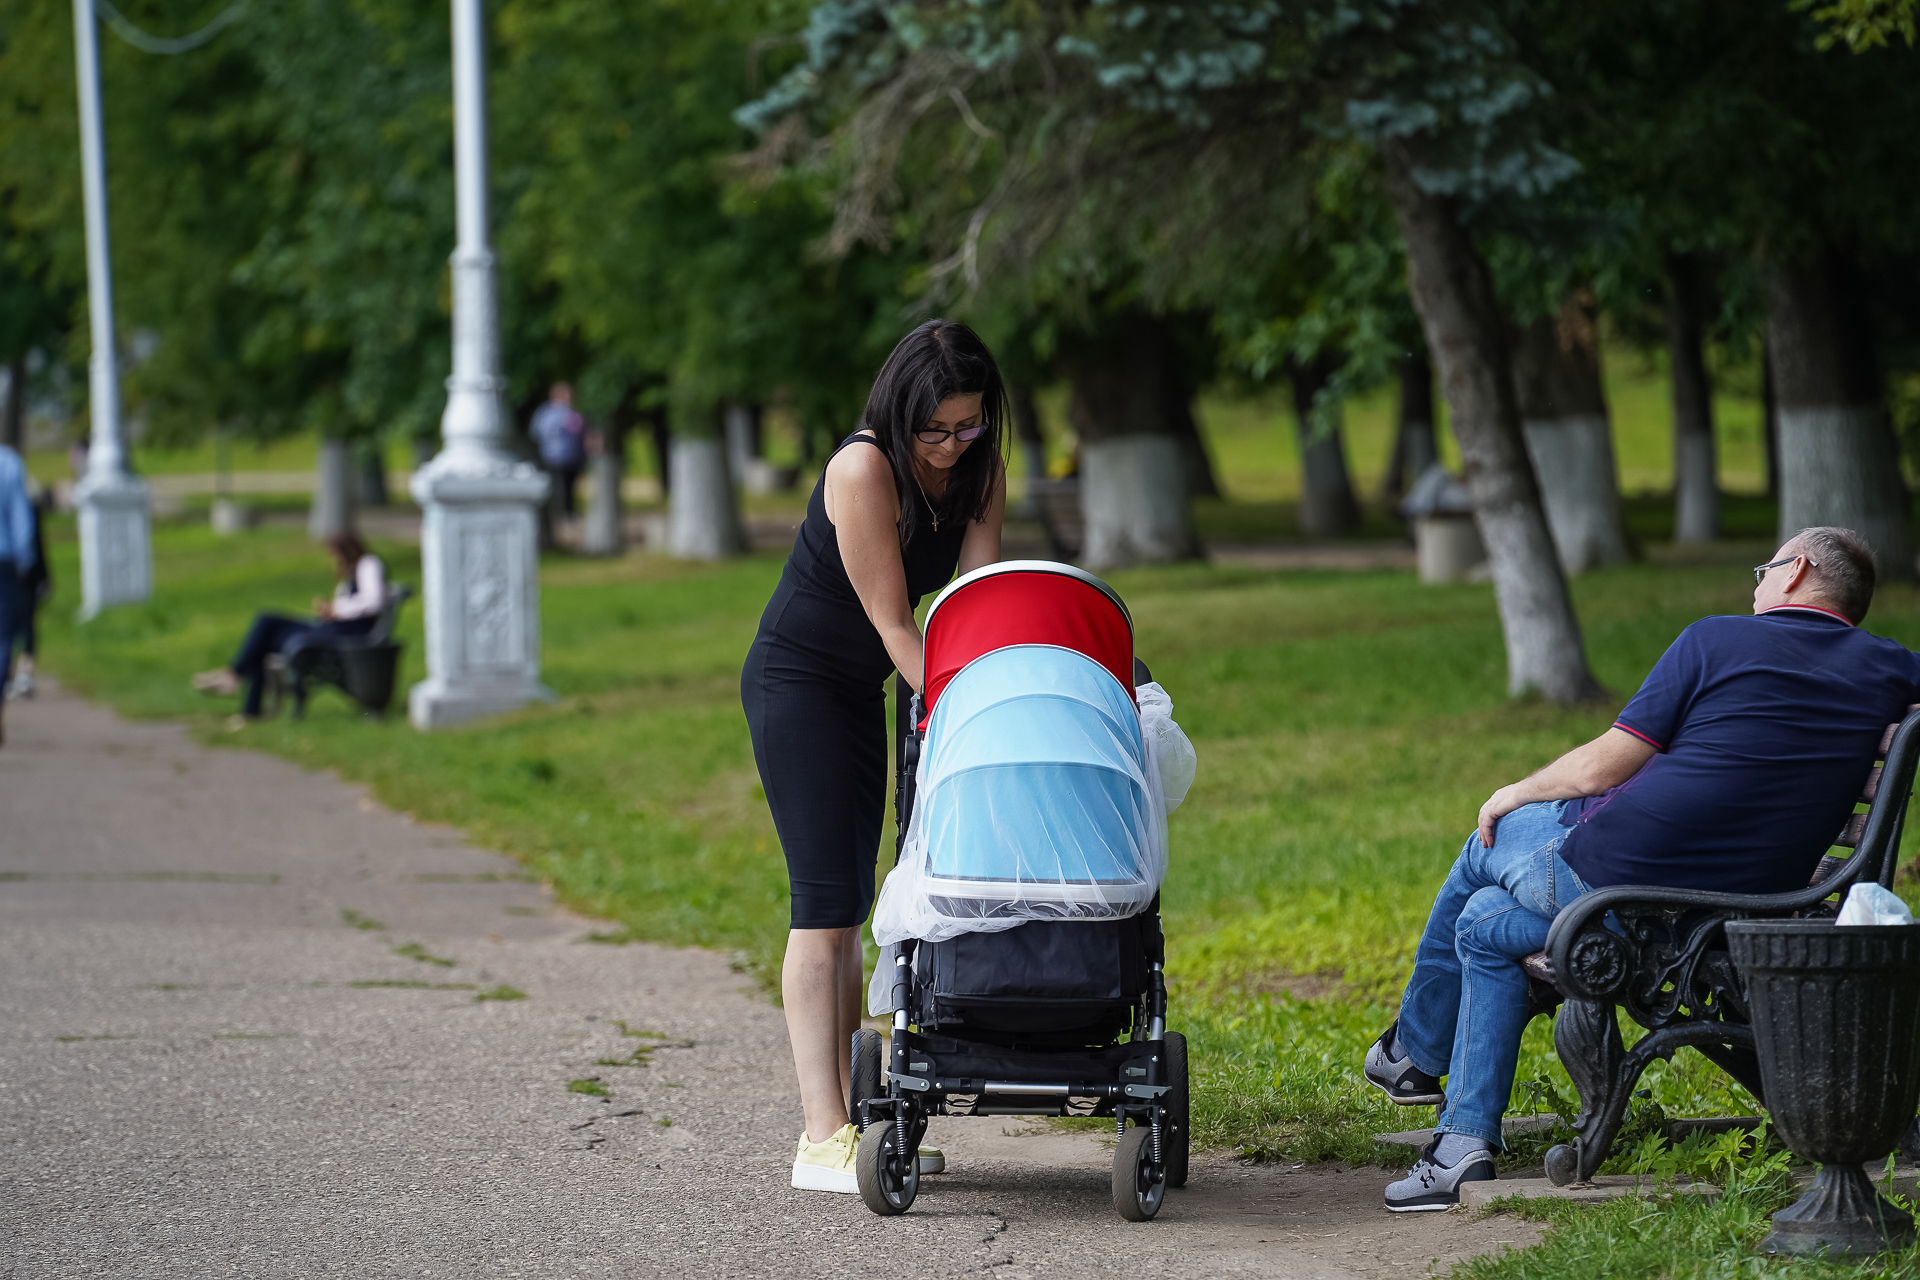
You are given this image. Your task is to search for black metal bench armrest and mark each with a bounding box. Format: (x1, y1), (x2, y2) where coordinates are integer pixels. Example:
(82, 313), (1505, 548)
(1544, 882), (1824, 1000)
(1544, 706), (1920, 1001)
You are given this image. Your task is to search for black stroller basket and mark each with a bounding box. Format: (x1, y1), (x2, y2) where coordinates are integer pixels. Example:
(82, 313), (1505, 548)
(853, 661), (1186, 1222)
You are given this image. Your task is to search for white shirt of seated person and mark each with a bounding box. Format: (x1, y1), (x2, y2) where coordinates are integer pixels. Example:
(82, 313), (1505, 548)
(330, 554), (388, 622)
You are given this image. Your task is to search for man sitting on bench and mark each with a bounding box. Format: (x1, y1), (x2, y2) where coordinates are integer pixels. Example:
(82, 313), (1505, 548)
(1363, 525), (1920, 1211)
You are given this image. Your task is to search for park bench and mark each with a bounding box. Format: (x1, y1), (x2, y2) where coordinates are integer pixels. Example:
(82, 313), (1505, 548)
(1521, 702), (1920, 1186)
(263, 585), (414, 721)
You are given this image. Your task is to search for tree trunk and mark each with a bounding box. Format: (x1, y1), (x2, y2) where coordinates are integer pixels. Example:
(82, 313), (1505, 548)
(668, 419), (746, 560)
(3, 355), (25, 454)
(1059, 310), (1204, 569)
(650, 411), (673, 495)
(356, 439), (388, 509)
(308, 436), (356, 539)
(582, 408), (626, 557)
(1009, 383), (1049, 519)
(1511, 298), (1632, 575)
(1667, 254), (1718, 544)
(1761, 348), (1779, 498)
(1383, 348), (1438, 500)
(1078, 435), (1196, 569)
(1767, 244), (1913, 579)
(1287, 354), (1361, 536)
(1383, 146), (1602, 702)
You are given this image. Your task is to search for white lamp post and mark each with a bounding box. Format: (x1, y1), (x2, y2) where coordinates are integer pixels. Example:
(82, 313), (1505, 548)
(70, 0), (152, 620)
(406, 0), (551, 729)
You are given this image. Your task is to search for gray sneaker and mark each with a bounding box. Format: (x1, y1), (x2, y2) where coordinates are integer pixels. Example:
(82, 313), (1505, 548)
(1384, 1141), (1496, 1212)
(1363, 1024), (1445, 1106)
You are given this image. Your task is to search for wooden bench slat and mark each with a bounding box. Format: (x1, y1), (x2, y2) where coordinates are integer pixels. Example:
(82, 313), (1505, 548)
(1835, 812), (1869, 848)
(1864, 765), (1885, 801)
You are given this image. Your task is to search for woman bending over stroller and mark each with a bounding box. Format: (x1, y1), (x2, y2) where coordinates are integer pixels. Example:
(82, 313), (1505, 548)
(193, 533), (390, 717)
(741, 320), (1007, 1193)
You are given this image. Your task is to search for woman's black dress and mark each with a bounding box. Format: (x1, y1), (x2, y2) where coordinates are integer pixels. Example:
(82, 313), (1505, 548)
(741, 433), (967, 930)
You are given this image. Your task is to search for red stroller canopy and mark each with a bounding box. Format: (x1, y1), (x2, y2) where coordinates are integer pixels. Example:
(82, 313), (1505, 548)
(921, 562), (1134, 718)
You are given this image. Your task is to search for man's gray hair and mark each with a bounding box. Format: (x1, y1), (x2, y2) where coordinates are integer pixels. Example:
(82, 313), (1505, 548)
(1792, 526), (1876, 623)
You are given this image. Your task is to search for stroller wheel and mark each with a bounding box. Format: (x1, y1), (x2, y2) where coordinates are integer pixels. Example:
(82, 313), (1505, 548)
(850, 1029), (883, 1130)
(1112, 1122), (1166, 1222)
(856, 1117), (920, 1215)
(1165, 1032), (1190, 1189)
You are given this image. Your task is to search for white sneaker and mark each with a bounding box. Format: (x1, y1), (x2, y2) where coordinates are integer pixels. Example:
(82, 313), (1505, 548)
(918, 1144), (945, 1175)
(791, 1123), (860, 1193)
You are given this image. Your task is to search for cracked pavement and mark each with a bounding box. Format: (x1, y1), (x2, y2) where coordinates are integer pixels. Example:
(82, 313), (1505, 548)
(0, 684), (1539, 1277)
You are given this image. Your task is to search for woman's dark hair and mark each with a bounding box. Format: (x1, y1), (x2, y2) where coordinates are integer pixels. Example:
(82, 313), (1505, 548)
(860, 319), (1006, 547)
(324, 532), (366, 578)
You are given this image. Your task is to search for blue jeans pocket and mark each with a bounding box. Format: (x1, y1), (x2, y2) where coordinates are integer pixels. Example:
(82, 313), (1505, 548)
(1526, 838), (1580, 916)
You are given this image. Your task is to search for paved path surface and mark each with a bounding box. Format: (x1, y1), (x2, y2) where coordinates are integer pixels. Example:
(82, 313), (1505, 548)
(0, 686), (1539, 1278)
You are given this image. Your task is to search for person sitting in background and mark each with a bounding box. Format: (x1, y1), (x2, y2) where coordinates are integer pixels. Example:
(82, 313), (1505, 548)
(192, 534), (389, 717)
(1362, 526), (1920, 1212)
(530, 382), (585, 518)
(0, 439), (37, 745)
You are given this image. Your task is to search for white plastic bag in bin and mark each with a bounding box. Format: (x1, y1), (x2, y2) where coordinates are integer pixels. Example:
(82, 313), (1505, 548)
(1836, 881), (1915, 927)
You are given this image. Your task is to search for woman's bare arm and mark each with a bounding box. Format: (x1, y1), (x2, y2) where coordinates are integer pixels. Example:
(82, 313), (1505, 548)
(825, 441), (927, 691)
(956, 459), (1007, 577)
(1475, 727), (1657, 846)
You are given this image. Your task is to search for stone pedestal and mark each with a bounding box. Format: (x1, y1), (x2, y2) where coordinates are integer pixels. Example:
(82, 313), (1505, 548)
(75, 472), (151, 620)
(407, 460), (552, 730)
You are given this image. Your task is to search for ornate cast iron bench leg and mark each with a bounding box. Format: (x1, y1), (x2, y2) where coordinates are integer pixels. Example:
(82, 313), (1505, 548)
(1545, 1003), (1761, 1186)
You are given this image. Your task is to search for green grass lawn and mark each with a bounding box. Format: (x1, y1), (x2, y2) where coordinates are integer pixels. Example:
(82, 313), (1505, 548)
(26, 505), (1920, 1276)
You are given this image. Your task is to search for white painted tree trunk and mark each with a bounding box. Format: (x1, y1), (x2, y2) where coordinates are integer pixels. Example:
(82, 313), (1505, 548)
(724, 404), (757, 488)
(309, 437), (356, 538)
(1776, 406), (1913, 569)
(1079, 435), (1201, 571)
(1674, 431), (1717, 544)
(356, 442), (388, 508)
(1668, 254), (1718, 544)
(1522, 415), (1631, 574)
(668, 435), (746, 559)
(1385, 147), (1601, 702)
(581, 450), (624, 556)
(1767, 248), (1914, 577)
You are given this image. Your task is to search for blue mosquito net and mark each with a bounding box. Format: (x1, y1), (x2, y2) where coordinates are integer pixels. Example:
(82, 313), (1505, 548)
(870, 644), (1169, 946)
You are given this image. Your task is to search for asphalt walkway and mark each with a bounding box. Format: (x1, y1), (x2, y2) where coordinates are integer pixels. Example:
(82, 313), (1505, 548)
(0, 684), (1537, 1278)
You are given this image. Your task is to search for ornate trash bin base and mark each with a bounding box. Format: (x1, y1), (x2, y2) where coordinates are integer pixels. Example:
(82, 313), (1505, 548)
(1764, 1165), (1915, 1257)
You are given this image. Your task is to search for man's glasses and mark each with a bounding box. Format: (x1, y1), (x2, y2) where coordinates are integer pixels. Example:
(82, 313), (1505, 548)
(915, 423), (987, 445)
(1753, 554), (1817, 584)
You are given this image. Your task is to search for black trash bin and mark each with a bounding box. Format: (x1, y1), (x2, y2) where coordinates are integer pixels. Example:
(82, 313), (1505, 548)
(1727, 919), (1920, 1257)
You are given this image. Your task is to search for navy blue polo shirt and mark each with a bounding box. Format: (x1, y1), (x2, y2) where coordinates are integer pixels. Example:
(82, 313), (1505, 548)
(1557, 606), (1920, 896)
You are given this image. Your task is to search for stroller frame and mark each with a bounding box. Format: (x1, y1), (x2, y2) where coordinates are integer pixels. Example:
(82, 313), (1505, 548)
(853, 561), (1187, 1222)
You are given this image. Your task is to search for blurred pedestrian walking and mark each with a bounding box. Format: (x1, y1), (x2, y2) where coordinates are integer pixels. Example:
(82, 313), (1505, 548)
(0, 440), (37, 744)
(6, 489), (50, 699)
(531, 382), (586, 518)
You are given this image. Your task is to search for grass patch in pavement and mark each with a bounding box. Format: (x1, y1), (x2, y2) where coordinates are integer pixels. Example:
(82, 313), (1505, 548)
(34, 517), (1920, 1183)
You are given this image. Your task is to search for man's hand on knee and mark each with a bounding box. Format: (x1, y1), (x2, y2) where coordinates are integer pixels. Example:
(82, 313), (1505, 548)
(1476, 785), (1528, 847)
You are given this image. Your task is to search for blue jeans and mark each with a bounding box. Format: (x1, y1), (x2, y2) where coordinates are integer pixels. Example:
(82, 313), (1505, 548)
(1396, 801), (1590, 1147)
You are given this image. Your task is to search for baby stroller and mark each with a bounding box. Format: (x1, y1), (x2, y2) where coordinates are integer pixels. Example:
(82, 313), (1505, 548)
(854, 561), (1190, 1222)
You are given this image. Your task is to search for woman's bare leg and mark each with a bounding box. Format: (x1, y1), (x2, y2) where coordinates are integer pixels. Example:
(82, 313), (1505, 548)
(784, 925), (862, 1143)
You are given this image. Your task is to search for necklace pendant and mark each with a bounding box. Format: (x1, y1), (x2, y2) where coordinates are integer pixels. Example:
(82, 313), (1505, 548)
(931, 515), (940, 531)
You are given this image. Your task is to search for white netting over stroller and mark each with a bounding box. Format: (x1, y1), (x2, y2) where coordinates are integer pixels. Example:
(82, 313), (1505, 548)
(867, 563), (1194, 1012)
